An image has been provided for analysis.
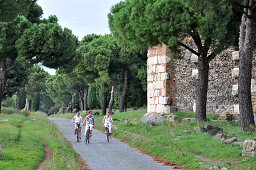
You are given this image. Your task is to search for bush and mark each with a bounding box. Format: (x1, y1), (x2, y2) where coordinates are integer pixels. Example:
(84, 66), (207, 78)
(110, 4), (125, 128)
(48, 104), (62, 115)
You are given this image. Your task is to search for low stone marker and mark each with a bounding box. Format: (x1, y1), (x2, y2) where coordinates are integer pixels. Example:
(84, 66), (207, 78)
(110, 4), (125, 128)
(242, 139), (256, 157)
(0, 145), (3, 158)
(142, 113), (165, 124)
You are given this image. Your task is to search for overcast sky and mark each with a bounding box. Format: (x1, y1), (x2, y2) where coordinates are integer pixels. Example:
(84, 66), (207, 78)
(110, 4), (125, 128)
(37, 0), (121, 74)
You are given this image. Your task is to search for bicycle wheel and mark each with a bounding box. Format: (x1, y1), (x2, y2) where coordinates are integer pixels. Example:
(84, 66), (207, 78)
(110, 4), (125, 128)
(86, 128), (90, 144)
(107, 128), (109, 142)
(76, 128), (79, 142)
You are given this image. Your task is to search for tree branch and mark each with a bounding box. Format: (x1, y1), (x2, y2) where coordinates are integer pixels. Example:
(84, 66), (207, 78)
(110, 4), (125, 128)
(178, 42), (200, 56)
(207, 52), (217, 63)
(110, 75), (121, 96)
(7, 58), (18, 73)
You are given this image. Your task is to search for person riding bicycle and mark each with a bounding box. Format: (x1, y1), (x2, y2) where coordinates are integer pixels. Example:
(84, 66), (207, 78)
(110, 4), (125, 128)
(72, 112), (83, 139)
(83, 110), (94, 138)
(102, 112), (114, 138)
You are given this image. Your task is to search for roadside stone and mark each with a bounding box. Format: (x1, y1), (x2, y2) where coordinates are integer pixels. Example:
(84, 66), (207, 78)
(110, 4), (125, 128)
(183, 130), (195, 134)
(124, 120), (129, 125)
(142, 113), (165, 124)
(220, 167), (228, 170)
(242, 139), (256, 157)
(204, 125), (214, 131)
(223, 137), (237, 144)
(213, 133), (232, 141)
(233, 142), (244, 146)
(72, 108), (78, 113)
(0, 119), (8, 122)
(182, 118), (196, 122)
(167, 115), (177, 123)
(0, 145), (3, 158)
(112, 125), (118, 131)
(208, 127), (223, 136)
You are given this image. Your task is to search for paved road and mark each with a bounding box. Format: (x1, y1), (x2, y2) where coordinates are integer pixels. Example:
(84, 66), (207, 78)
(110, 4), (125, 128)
(50, 118), (174, 170)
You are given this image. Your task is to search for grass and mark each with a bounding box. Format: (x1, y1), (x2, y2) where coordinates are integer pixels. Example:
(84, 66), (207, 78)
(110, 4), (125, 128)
(0, 109), (82, 170)
(49, 109), (256, 169)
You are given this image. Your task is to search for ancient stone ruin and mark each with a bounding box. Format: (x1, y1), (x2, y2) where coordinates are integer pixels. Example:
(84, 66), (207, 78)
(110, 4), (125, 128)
(145, 44), (256, 120)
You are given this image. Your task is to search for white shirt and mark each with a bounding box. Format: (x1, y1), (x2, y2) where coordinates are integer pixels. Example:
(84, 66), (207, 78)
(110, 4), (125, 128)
(73, 115), (82, 124)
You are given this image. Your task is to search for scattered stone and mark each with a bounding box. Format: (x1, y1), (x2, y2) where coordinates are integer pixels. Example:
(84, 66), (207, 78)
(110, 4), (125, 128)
(93, 112), (100, 115)
(242, 139), (256, 157)
(149, 122), (157, 127)
(233, 142), (243, 146)
(0, 145), (3, 158)
(220, 167), (228, 170)
(167, 115), (177, 123)
(124, 120), (136, 126)
(204, 125), (214, 131)
(208, 127), (223, 136)
(243, 158), (249, 161)
(142, 113), (165, 124)
(182, 118), (196, 122)
(223, 137), (237, 144)
(112, 125), (118, 131)
(72, 108), (78, 113)
(183, 130), (195, 134)
(0, 119), (8, 122)
(213, 133), (233, 141)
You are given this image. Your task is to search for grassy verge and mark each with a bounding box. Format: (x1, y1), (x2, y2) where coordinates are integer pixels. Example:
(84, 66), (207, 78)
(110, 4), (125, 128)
(0, 109), (81, 170)
(50, 109), (256, 169)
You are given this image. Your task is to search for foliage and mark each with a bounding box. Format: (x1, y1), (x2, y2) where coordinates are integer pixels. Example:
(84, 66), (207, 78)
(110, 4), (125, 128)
(39, 91), (55, 113)
(48, 104), (62, 115)
(87, 86), (99, 110)
(137, 64), (147, 92)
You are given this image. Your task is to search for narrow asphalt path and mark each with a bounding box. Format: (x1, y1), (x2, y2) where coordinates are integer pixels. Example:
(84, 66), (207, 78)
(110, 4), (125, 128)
(50, 118), (174, 170)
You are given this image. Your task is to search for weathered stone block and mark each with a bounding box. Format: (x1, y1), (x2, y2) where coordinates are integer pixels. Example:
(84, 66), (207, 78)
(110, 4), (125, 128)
(191, 54), (198, 63)
(148, 89), (154, 97)
(148, 97), (154, 105)
(155, 97), (159, 104)
(153, 56), (158, 65)
(156, 104), (164, 113)
(142, 113), (165, 124)
(152, 65), (156, 73)
(161, 89), (166, 96)
(156, 65), (165, 73)
(158, 55), (170, 64)
(242, 139), (256, 157)
(192, 69), (198, 79)
(233, 104), (239, 114)
(161, 73), (169, 81)
(155, 81), (164, 89)
(232, 51), (239, 61)
(154, 90), (160, 97)
(232, 68), (239, 79)
(162, 97), (172, 105)
(232, 84), (238, 96)
(164, 105), (171, 114)
(149, 105), (156, 113)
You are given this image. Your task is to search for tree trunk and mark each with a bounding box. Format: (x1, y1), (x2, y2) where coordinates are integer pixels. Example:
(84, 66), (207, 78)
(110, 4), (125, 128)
(108, 86), (115, 114)
(111, 65), (128, 113)
(102, 84), (107, 115)
(195, 55), (209, 121)
(17, 90), (22, 110)
(83, 86), (88, 111)
(238, 0), (255, 131)
(25, 98), (32, 111)
(0, 58), (17, 114)
(78, 87), (84, 111)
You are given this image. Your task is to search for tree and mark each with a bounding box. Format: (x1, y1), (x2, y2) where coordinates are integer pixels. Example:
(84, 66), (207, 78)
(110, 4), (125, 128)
(77, 34), (142, 113)
(109, 0), (242, 120)
(234, 0), (256, 131)
(24, 65), (49, 111)
(0, 0), (32, 22)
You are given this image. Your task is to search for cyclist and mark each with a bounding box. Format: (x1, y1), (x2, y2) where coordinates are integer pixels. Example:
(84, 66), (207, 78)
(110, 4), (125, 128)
(83, 110), (95, 138)
(72, 112), (83, 139)
(102, 112), (114, 138)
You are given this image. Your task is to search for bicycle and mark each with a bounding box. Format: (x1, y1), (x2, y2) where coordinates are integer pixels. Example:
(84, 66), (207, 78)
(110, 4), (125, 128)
(106, 123), (110, 142)
(75, 123), (81, 142)
(85, 125), (90, 144)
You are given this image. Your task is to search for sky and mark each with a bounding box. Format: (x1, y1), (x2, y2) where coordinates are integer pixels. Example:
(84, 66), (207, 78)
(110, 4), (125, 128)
(37, 0), (121, 75)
